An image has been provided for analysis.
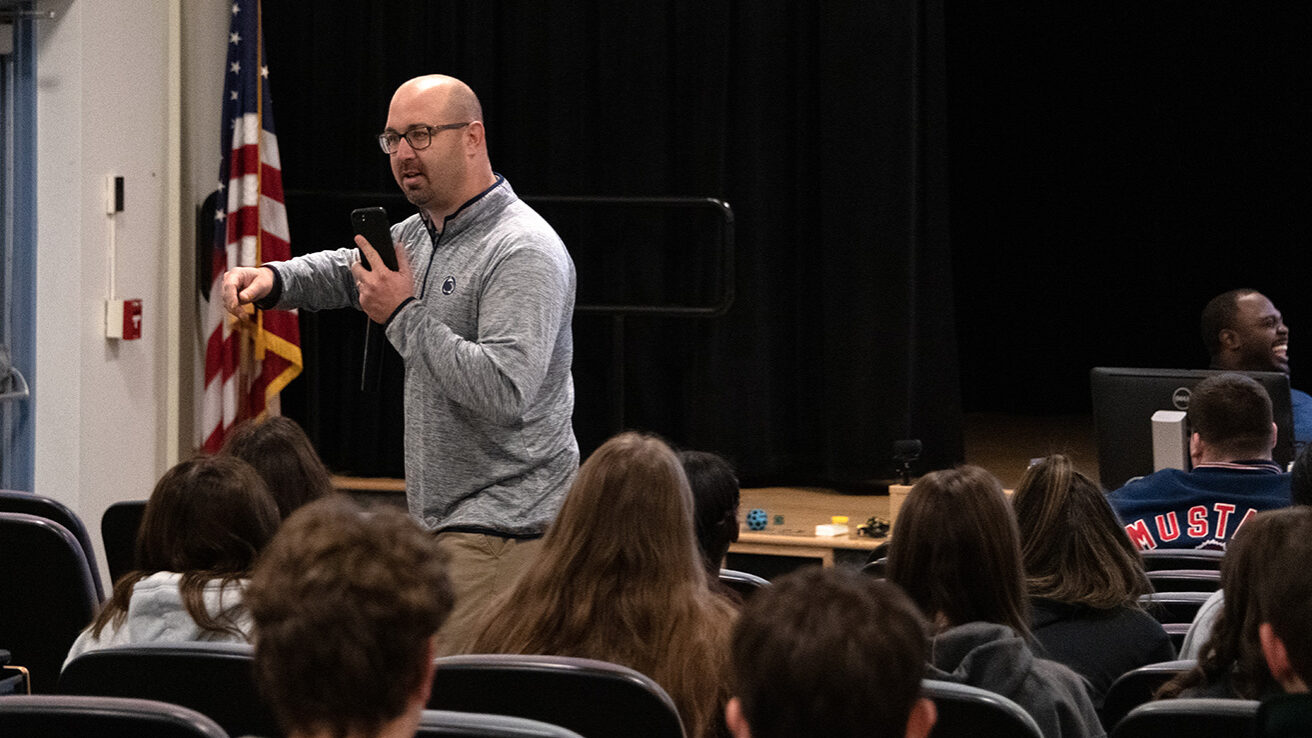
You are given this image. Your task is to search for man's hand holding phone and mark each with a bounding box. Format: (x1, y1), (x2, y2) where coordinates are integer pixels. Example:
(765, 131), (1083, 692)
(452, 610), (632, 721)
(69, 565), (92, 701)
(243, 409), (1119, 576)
(351, 230), (414, 324)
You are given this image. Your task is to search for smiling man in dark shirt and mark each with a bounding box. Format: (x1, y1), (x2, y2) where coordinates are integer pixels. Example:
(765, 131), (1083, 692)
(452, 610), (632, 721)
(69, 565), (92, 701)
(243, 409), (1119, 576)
(1203, 289), (1312, 451)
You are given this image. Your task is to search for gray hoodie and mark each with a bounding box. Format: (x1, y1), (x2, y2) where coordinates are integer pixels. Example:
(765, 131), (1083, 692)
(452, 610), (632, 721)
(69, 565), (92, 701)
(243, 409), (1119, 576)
(928, 621), (1105, 738)
(63, 571), (251, 669)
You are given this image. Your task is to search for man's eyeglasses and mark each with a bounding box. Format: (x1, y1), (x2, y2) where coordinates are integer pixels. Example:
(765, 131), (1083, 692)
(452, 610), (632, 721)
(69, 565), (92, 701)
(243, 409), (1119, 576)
(377, 122), (471, 154)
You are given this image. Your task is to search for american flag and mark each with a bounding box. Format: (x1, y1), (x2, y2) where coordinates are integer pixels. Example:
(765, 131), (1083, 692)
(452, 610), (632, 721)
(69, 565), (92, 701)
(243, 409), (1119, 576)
(200, 0), (302, 453)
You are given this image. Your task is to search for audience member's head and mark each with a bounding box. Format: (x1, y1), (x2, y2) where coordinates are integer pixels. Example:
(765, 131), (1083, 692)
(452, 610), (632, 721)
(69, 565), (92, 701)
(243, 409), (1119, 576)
(726, 566), (936, 738)
(1161, 508), (1311, 699)
(677, 449), (741, 580)
(1013, 454), (1152, 608)
(887, 465), (1030, 638)
(471, 431), (736, 738)
(1291, 445), (1312, 507)
(247, 496), (454, 738)
(91, 455), (280, 639)
(1253, 507), (1312, 694)
(221, 415), (336, 519)
(1202, 289), (1289, 374)
(1187, 372), (1277, 463)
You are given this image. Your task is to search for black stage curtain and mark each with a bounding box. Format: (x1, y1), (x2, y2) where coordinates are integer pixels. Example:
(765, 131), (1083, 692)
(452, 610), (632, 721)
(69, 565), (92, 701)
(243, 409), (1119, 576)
(263, 1), (960, 487)
(946, 4), (1312, 414)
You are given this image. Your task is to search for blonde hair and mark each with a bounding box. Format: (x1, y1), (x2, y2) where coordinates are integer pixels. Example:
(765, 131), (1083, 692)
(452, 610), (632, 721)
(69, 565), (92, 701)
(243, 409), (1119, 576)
(1013, 455), (1152, 608)
(470, 432), (736, 738)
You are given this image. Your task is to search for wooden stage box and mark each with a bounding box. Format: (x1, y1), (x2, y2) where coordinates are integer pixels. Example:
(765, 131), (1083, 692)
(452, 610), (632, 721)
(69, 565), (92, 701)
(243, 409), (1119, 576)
(729, 486), (910, 571)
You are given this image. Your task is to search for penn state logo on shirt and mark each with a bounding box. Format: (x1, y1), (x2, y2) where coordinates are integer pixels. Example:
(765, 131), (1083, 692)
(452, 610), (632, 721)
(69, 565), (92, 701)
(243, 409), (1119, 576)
(441, 276), (456, 295)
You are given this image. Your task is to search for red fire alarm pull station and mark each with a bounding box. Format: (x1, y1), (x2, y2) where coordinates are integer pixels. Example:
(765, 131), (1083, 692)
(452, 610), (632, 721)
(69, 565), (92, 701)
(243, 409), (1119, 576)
(122, 299), (142, 340)
(105, 299), (143, 340)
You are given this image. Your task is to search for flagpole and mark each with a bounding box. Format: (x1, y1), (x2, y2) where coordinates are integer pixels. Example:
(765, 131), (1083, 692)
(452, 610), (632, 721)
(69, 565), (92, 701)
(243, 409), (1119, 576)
(249, 0), (267, 421)
(201, 0), (302, 451)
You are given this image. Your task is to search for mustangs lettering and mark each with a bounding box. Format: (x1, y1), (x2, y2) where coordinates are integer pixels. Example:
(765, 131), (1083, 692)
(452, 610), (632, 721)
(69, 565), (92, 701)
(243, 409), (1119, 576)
(1122, 503), (1260, 551)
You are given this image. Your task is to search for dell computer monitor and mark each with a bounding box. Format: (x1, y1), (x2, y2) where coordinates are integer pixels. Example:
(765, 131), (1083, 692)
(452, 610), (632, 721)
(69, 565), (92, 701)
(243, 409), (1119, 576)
(1090, 367), (1296, 491)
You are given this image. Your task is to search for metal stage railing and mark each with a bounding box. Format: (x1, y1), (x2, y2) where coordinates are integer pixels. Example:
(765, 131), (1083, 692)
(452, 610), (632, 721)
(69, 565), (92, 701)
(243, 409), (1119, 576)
(283, 190), (736, 433)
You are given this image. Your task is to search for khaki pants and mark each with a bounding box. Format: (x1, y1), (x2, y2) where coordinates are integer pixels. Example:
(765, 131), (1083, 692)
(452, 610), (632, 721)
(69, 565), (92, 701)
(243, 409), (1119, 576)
(432, 531), (541, 656)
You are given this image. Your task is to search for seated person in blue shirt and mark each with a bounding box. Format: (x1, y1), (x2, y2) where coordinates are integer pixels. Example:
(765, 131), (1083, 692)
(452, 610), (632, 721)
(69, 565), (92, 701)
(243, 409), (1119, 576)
(1108, 373), (1291, 551)
(1202, 289), (1312, 452)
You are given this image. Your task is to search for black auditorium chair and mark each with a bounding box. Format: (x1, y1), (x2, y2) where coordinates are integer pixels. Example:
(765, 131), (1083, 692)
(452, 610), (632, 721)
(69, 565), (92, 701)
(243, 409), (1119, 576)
(718, 568), (770, 599)
(921, 679), (1043, 738)
(431, 654), (685, 738)
(1138, 592), (1213, 652)
(417, 710), (584, 737)
(1139, 549), (1225, 572)
(101, 499), (148, 587)
(0, 512), (100, 693)
(1, 649), (30, 695)
(1145, 568), (1222, 593)
(861, 556), (888, 578)
(864, 541), (891, 564)
(0, 694), (230, 738)
(1111, 698), (1258, 738)
(1098, 660), (1194, 733)
(0, 489), (105, 600)
(59, 642), (279, 738)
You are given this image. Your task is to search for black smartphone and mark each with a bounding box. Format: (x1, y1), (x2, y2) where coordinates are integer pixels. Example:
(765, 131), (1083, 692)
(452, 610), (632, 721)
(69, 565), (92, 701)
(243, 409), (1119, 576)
(350, 206), (398, 271)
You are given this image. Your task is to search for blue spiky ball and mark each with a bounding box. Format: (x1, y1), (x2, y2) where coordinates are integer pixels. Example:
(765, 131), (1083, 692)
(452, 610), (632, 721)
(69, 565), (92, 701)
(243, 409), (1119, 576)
(746, 508), (768, 531)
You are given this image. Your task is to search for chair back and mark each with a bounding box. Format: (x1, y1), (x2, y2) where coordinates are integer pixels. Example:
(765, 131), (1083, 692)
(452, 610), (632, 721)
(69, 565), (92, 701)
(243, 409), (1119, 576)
(1111, 697), (1258, 738)
(864, 541), (891, 564)
(0, 490), (104, 600)
(1139, 549), (1225, 571)
(1139, 592), (1213, 652)
(1145, 568), (1222, 593)
(0, 650), (26, 695)
(1098, 659), (1194, 732)
(0, 694), (229, 738)
(718, 568), (769, 599)
(861, 556), (888, 578)
(101, 499), (147, 587)
(58, 642), (278, 738)
(922, 679), (1043, 738)
(431, 654), (686, 738)
(417, 709), (584, 737)
(0, 512), (99, 693)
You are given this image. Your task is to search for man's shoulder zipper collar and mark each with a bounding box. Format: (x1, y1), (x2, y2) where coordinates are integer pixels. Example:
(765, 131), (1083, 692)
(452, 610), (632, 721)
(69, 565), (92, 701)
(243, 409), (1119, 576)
(422, 174), (507, 247)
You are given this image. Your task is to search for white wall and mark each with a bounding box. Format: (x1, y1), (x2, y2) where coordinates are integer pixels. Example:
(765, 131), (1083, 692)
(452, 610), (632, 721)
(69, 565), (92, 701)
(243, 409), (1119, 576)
(182, 1), (232, 451)
(34, 0), (229, 584)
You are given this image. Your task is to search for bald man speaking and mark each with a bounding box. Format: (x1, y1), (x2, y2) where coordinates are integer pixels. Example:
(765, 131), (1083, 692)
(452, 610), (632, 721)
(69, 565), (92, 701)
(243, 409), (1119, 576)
(223, 75), (578, 651)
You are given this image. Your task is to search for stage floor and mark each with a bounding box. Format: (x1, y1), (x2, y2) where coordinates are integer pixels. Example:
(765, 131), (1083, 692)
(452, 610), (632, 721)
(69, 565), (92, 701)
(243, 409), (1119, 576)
(963, 412), (1097, 489)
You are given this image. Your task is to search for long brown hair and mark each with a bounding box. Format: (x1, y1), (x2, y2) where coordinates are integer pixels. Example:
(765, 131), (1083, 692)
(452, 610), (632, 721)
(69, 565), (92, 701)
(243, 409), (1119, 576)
(221, 416), (335, 519)
(469, 432), (736, 738)
(1013, 455), (1152, 608)
(887, 465), (1031, 638)
(91, 455), (280, 639)
(1158, 510), (1304, 699)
